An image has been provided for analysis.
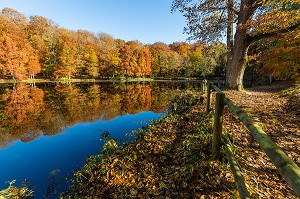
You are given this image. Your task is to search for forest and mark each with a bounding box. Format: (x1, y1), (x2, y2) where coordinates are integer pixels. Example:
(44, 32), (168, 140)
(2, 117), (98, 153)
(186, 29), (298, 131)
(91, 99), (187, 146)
(0, 7), (228, 81)
(1, 7), (298, 82)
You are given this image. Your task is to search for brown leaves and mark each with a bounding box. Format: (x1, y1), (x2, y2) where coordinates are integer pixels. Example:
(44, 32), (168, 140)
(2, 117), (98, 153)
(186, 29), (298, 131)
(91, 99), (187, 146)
(64, 84), (300, 198)
(222, 82), (299, 198)
(66, 91), (235, 198)
(259, 31), (300, 81)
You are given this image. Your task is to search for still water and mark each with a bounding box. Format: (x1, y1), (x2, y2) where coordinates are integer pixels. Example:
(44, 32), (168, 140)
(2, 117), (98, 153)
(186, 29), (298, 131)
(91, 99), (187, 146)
(0, 81), (199, 198)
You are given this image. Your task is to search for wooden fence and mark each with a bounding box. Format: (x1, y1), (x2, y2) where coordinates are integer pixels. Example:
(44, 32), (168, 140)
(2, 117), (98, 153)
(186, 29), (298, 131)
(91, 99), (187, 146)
(202, 81), (300, 198)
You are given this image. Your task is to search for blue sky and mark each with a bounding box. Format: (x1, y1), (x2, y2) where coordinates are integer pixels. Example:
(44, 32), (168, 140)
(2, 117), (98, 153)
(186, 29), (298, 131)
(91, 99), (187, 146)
(0, 0), (189, 44)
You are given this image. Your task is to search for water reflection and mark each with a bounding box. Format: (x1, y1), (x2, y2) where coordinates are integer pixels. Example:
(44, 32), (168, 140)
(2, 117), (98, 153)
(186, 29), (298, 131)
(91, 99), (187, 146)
(0, 81), (200, 197)
(0, 82), (197, 148)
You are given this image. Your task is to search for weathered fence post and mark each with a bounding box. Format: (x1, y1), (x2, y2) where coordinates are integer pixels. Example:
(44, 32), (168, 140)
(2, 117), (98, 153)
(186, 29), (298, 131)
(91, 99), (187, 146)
(206, 82), (212, 113)
(212, 92), (225, 158)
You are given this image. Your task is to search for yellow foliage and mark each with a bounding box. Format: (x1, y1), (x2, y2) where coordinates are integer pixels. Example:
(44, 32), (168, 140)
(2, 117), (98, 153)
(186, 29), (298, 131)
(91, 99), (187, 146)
(259, 0), (300, 6)
(260, 33), (300, 80)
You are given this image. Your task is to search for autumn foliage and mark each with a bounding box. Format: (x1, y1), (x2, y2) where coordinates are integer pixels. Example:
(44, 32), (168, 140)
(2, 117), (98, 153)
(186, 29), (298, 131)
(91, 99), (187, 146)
(171, 0), (300, 89)
(258, 32), (300, 80)
(1, 6), (297, 82)
(0, 8), (226, 80)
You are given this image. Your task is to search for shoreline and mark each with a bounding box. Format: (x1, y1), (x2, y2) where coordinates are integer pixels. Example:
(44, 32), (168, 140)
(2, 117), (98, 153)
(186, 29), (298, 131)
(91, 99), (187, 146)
(63, 91), (235, 198)
(0, 77), (226, 84)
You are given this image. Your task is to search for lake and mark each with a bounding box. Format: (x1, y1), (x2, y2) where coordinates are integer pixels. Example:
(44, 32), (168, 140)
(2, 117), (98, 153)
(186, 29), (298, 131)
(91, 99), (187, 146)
(0, 81), (200, 198)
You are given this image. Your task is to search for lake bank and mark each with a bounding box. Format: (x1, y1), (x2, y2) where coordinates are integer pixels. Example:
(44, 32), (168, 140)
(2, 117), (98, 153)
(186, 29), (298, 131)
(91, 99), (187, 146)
(63, 91), (236, 198)
(0, 82), (198, 198)
(0, 77), (225, 84)
(63, 82), (299, 198)
(1, 82), (298, 198)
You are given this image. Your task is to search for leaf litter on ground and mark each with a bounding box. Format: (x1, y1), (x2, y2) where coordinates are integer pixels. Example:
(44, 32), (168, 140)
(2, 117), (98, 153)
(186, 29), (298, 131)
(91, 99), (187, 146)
(63, 81), (299, 198)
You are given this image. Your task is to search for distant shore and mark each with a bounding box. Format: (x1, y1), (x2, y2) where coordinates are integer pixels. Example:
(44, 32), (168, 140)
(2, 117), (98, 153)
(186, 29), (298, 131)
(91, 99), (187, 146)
(0, 77), (225, 84)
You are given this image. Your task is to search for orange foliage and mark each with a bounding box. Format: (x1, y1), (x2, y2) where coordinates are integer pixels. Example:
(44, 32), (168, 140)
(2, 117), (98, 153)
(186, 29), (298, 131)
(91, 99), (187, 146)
(0, 82), (192, 147)
(0, 7), (227, 80)
(0, 34), (27, 80)
(2, 84), (45, 125)
(260, 33), (300, 80)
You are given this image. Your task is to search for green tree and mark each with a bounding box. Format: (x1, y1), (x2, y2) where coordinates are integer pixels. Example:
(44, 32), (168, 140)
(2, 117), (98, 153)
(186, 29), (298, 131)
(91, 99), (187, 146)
(149, 42), (172, 77)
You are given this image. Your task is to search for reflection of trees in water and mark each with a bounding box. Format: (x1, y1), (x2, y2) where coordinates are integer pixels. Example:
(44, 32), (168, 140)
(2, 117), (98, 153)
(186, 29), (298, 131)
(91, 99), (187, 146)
(2, 84), (45, 125)
(121, 84), (152, 115)
(0, 83), (45, 147)
(0, 82), (197, 148)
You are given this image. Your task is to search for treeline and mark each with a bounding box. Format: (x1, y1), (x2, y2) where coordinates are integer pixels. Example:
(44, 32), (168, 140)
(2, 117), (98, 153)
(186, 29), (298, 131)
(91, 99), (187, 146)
(0, 82), (198, 148)
(0, 8), (226, 81)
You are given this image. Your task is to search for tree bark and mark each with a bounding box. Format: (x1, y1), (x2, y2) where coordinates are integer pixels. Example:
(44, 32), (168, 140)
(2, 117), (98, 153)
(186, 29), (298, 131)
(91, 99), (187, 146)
(226, 0), (256, 90)
(227, 31), (250, 91)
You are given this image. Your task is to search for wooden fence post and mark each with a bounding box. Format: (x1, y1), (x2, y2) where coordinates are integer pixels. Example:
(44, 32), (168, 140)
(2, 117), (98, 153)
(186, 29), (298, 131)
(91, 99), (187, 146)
(212, 92), (225, 158)
(206, 82), (212, 113)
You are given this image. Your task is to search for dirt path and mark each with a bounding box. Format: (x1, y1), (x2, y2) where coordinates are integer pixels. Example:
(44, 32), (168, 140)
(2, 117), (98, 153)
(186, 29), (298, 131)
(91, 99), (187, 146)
(221, 82), (299, 198)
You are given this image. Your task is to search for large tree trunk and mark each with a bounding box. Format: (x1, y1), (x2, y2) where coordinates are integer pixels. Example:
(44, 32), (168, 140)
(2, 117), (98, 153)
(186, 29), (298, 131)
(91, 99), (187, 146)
(226, 0), (256, 91)
(227, 30), (250, 91)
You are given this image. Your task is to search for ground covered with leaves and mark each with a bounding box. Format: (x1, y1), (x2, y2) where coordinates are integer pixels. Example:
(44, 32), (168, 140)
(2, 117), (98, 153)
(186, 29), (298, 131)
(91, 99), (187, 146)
(63, 91), (237, 198)
(64, 81), (299, 198)
(220, 81), (299, 198)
